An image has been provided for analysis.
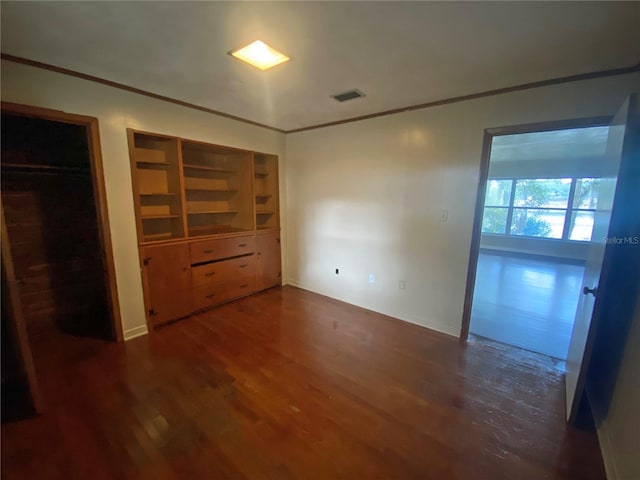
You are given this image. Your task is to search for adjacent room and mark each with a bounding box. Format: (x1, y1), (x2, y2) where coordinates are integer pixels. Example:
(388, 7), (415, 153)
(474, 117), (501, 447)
(470, 125), (611, 360)
(1, 2), (639, 480)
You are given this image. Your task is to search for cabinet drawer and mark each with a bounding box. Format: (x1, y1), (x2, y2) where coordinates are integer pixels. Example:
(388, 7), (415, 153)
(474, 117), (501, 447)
(190, 235), (255, 264)
(228, 255), (256, 276)
(225, 275), (256, 301)
(193, 283), (227, 311)
(192, 274), (256, 311)
(191, 262), (226, 288)
(191, 255), (256, 287)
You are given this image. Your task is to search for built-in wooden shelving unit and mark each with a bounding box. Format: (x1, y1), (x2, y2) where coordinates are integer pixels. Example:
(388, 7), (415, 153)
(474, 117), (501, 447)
(127, 130), (280, 244)
(253, 153), (279, 230)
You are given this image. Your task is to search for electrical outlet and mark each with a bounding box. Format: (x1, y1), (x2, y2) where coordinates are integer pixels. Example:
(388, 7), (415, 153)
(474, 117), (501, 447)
(368, 273), (375, 283)
(399, 280), (406, 290)
(440, 209), (449, 222)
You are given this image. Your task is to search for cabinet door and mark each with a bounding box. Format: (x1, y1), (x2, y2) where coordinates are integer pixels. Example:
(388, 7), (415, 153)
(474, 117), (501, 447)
(256, 231), (281, 291)
(142, 243), (192, 326)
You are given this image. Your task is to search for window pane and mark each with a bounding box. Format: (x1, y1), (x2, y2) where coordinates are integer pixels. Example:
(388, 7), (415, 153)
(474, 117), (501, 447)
(573, 178), (600, 209)
(481, 207), (508, 234)
(568, 211), (595, 241)
(510, 208), (565, 239)
(484, 179), (512, 206)
(513, 178), (571, 208)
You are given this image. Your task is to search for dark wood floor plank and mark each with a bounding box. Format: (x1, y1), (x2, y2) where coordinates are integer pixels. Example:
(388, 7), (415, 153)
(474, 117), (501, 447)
(2, 286), (605, 479)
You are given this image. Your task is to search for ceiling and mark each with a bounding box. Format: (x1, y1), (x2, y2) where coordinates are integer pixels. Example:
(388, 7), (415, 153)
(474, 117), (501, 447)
(491, 126), (610, 163)
(2, 2), (639, 132)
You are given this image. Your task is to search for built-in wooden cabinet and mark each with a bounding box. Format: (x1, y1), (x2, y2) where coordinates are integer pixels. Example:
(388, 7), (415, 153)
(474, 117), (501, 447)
(190, 234), (257, 311)
(141, 243), (192, 326)
(128, 130), (281, 328)
(257, 231), (282, 291)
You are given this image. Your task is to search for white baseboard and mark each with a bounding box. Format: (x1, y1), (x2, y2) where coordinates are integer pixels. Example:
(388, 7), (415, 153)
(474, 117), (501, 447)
(123, 324), (149, 341)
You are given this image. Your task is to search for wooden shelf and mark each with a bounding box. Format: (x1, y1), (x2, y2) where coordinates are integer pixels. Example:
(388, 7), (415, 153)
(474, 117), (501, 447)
(143, 232), (175, 241)
(141, 214), (180, 220)
(130, 129), (279, 243)
(136, 160), (169, 166)
(183, 164), (235, 174)
(130, 131), (185, 240)
(188, 225), (249, 236)
(187, 210), (239, 215)
(253, 153), (279, 230)
(185, 188), (238, 193)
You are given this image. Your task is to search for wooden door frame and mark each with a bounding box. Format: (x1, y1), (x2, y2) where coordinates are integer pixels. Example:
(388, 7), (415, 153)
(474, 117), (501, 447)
(1, 200), (44, 413)
(1, 101), (124, 342)
(459, 115), (612, 342)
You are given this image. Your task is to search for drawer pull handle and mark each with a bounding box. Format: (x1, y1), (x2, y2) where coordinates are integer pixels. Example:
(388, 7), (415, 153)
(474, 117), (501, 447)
(203, 249), (215, 254)
(205, 294), (216, 299)
(238, 243), (248, 247)
(205, 272), (216, 277)
(239, 284), (249, 288)
(239, 264), (248, 268)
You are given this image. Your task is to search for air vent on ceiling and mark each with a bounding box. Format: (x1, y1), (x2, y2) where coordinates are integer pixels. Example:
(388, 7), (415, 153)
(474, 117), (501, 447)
(331, 89), (366, 102)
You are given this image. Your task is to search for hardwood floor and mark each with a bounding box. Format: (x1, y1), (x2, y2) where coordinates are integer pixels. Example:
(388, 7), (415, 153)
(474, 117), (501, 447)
(2, 286), (605, 479)
(471, 251), (585, 359)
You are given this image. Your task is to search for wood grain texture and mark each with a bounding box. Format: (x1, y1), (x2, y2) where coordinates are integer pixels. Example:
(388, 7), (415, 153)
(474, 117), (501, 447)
(141, 243), (192, 327)
(256, 230), (282, 291)
(1, 286), (605, 480)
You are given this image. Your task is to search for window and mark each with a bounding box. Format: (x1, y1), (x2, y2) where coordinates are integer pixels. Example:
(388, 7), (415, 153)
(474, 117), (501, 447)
(481, 177), (599, 241)
(481, 180), (511, 234)
(568, 178), (599, 241)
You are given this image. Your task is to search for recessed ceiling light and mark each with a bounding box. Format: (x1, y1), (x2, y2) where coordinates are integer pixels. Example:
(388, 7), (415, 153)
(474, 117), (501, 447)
(230, 40), (290, 71)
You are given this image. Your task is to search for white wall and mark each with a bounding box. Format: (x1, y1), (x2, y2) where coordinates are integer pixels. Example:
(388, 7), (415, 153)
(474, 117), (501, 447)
(597, 297), (640, 480)
(285, 72), (640, 336)
(1, 60), (286, 340)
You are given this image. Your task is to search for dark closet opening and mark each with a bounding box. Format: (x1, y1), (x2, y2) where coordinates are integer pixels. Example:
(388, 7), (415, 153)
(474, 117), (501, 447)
(1, 113), (113, 421)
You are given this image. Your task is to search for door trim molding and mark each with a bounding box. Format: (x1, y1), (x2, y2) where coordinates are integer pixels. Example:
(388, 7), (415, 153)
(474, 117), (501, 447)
(1, 101), (124, 342)
(459, 115), (612, 342)
(1, 200), (44, 413)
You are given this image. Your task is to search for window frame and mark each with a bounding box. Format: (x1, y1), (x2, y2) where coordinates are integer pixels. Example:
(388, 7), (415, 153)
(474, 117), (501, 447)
(482, 176), (598, 242)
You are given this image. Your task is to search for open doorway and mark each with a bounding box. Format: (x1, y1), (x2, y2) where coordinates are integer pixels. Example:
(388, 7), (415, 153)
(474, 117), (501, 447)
(1, 103), (121, 421)
(461, 120), (611, 361)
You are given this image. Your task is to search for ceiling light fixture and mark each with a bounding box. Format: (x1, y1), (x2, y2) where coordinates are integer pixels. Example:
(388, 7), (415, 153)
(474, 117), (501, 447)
(230, 40), (290, 71)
